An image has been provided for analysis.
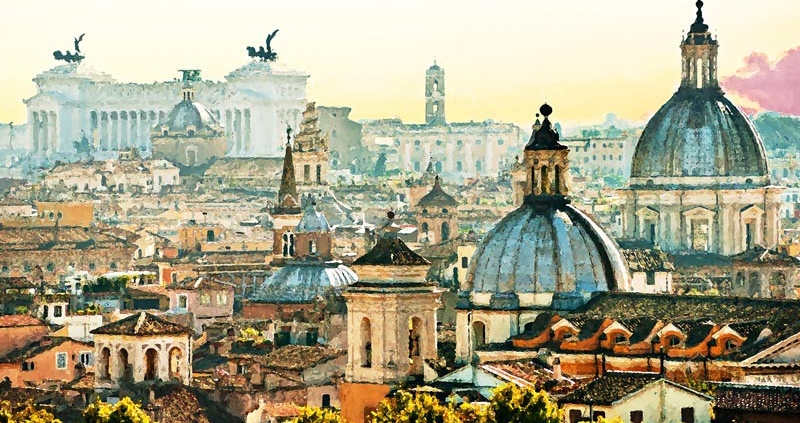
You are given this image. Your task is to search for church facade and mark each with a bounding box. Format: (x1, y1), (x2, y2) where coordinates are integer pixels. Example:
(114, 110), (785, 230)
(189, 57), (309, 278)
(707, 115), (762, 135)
(21, 60), (307, 160)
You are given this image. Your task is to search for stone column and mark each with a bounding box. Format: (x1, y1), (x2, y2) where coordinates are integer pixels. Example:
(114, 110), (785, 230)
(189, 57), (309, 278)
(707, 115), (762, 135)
(120, 111), (129, 149)
(110, 112), (119, 152)
(225, 110), (233, 154)
(49, 111), (58, 153)
(244, 109), (252, 153)
(234, 109), (242, 154)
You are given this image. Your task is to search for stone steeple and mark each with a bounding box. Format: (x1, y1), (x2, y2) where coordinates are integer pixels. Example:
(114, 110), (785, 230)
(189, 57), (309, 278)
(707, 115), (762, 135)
(293, 102), (328, 152)
(275, 126), (301, 215)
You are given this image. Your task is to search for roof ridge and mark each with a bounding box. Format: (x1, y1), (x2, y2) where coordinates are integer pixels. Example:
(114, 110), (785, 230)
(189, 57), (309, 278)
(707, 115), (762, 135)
(134, 312), (146, 334)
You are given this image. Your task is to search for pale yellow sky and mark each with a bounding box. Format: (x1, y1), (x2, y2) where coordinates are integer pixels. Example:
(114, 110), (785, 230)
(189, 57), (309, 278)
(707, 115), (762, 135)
(0, 0), (798, 125)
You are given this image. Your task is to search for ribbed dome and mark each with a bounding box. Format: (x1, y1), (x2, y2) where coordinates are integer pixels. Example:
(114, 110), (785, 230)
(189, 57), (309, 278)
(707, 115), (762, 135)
(466, 202), (630, 309)
(296, 203), (331, 233)
(164, 100), (219, 133)
(631, 88), (768, 180)
(253, 262), (358, 303)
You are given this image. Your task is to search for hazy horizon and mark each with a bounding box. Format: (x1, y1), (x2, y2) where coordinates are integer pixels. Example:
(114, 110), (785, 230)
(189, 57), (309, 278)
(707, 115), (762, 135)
(1, 0), (798, 127)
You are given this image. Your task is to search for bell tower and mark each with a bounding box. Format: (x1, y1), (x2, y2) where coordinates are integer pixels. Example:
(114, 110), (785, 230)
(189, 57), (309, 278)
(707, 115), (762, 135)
(680, 0), (719, 90)
(425, 60), (446, 125)
(523, 104), (570, 203)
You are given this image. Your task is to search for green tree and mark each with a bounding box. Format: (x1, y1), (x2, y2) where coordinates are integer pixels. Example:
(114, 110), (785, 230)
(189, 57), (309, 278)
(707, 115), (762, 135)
(83, 398), (151, 423)
(371, 391), (461, 423)
(483, 384), (562, 423)
(290, 407), (347, 423)
(0, 400), (61, 423)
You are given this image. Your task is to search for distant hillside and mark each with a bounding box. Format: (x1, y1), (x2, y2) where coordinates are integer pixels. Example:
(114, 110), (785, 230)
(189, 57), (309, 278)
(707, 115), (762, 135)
(753, 112), (800, 151)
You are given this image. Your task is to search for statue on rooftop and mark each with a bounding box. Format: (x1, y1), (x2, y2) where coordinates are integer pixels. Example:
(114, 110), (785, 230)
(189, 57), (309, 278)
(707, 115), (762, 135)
(54, 34), (86, 63)
(246, 29), (279, 62)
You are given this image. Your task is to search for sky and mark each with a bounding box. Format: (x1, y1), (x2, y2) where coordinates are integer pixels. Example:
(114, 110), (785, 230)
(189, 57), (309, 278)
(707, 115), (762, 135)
(0, 0), (799, 126)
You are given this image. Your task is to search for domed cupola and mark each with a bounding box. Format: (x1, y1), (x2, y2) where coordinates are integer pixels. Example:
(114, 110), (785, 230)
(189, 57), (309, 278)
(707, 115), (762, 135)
(630, 0), (769, 185)
(464, 104), (631, 311)
(158, 73), (222, 137)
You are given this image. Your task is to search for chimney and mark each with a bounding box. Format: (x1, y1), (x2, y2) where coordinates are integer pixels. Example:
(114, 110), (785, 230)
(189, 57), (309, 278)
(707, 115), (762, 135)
(552, 357), (562, 380)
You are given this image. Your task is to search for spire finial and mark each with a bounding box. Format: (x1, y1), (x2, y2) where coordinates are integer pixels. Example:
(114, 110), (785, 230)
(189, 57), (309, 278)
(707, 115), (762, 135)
(690, 0), (709, 33)
(286, 124), (292, 146)
(433, 56), (437, 66)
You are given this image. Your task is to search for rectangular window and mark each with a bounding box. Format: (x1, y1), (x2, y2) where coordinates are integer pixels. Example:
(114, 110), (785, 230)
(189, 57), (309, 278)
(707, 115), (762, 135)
(56, 352), (67, 370)
(53, 305), (63, 317)
(22, 361), (35, 371)
(630, 410), (644, 423)
(461, 257), (469, 269)
(646, 272), (656, 286)
(178, 295), (188, 309)
(80, 352), (93, 365)
(681, 407), (695, 423)
(217, 293), (228, 306)
(568, 410), (583, 423)
(200, 293), (211, 305)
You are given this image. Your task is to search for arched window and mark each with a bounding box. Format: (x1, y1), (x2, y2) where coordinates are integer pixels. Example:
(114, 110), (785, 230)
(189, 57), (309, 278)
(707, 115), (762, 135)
(206, 230), (215, 242)
(169, 347), (182, 381)
(433, 79), (439, 93)
(408, 317), (422, 359)
(441, 222), (451, 241)
(456, 161), (462, 171)
(541, 166), (549, 194)
(100, 347), (111, 379)
(421, 222), (429, 233)
(749, 273), (762, 297)
(118, 348), (130, 382)
(145, 348), (158, 381)
(554, 165), (562, 194)
(435, 161), (443, 173)
(303, 164), (311, 183)
(360, 317), (372, 368)
(309, 240), (317, 255)
(475, 160), (482, 172)
(472, 321), (486, 349)
(668, 336), (681, 347)
(316, 165), (322, 184)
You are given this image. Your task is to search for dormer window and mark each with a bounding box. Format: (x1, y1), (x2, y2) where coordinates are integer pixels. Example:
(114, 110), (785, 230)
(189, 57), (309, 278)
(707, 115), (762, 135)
(725, 339), (739, 351)
(668, 336), (681, 347)
(614, 334), (627, 344)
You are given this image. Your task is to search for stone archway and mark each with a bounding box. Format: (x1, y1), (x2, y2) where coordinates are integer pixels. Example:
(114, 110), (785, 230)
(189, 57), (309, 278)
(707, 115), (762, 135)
(100, 347), (111, 379)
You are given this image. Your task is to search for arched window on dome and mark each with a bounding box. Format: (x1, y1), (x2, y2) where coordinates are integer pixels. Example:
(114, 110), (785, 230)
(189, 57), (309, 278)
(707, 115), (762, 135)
(360, 317), (372, 368)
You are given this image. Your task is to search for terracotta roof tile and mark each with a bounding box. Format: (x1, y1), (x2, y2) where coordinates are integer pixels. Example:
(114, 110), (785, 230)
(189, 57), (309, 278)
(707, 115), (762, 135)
(559, 371), (662, 405)
(91, 312), (192, 336)
(714, 383), (800, 413)
(0, 314), (45, 328)
(352, 237), (430, 266)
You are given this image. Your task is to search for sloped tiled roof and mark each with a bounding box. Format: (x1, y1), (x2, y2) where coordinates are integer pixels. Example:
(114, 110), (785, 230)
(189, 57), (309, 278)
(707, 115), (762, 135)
(575, 293), (800, 359)
(91, 312), (192, 336)
(352, 237), (430, 266)
(714, 383), (800, 413)
(253, 345), (345, 370)
(0, 315), (45, 328)
(731, 246), (800, 264)
(559, 372), (662, 405)
(417, 176), (458, 207)
(622, 249), (675, 272)
(148, 383), (245, 423)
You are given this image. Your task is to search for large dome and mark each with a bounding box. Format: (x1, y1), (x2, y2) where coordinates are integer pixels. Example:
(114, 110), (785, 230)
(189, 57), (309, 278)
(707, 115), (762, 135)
(631, 89), (768, 180)
(253, 262), (358, 303)
(466, 202), (630, 310)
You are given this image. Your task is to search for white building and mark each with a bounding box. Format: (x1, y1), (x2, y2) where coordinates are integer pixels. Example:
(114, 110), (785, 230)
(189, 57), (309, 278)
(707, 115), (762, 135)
(360, 62), (521, 182)
(21, 60), (307, 160)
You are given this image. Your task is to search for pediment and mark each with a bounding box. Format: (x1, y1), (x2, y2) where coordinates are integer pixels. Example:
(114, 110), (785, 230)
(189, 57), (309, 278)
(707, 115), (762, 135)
(682, 206), (716, 218)
(635, 206), (660, 218)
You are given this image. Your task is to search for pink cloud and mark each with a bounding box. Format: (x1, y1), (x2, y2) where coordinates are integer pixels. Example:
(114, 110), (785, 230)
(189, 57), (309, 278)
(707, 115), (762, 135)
(721, 47), (800, 116)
